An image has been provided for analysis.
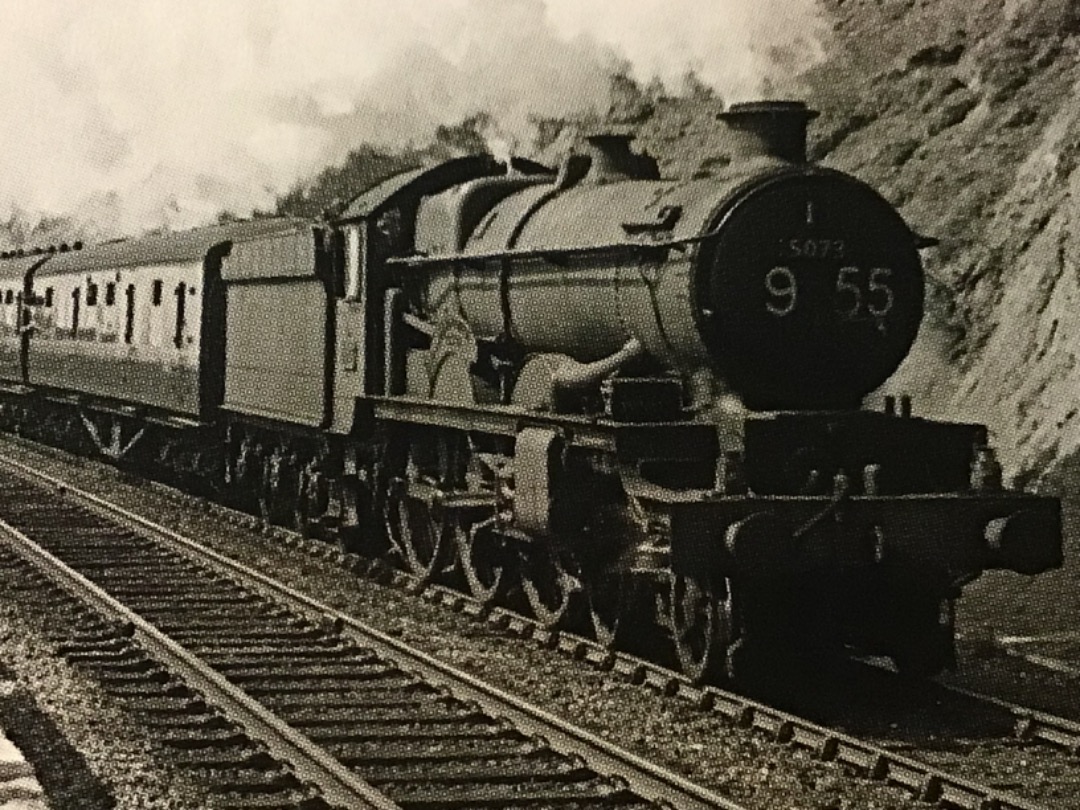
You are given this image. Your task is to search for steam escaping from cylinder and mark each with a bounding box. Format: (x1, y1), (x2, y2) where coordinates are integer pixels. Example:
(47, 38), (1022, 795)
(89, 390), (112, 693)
(0, 0), (830, 240)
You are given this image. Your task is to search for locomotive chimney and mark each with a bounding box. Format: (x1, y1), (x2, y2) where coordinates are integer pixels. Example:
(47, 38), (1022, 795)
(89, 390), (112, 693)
(718, 100), (819, 164)
(583, 134), (659, 183)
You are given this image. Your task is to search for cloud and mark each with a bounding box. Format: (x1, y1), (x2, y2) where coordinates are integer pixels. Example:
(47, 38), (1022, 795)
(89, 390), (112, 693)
(0, 0), (829, 238)
(544, 0), (827, 93)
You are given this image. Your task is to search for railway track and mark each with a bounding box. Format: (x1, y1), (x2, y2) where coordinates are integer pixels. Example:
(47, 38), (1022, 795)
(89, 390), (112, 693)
(0, 457), (748, 810)
(0, 449), (1078, 807)
(0, 547), (342, 809)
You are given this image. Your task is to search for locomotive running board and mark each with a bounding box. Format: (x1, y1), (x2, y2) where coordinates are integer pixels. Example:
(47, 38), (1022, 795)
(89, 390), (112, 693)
(360, 395), (719, 456)
(363, 395), (612, 445)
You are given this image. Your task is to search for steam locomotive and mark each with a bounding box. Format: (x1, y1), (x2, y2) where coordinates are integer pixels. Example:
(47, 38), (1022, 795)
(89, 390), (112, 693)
(0, 101), (1061, 681)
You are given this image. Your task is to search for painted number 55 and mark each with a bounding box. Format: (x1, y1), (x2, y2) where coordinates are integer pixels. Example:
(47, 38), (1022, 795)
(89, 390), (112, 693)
(835, 266), (894, 319)
(764, 265), (895, 318)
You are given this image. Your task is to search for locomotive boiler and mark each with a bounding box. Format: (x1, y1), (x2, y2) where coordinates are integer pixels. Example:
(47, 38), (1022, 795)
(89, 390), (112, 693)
(415, 102), (922, 413)
(0, 100), (1062, 683)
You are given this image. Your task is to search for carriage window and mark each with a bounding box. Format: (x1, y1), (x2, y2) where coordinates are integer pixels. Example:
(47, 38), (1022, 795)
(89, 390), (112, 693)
(71, 287), (81, 336)
(124, 284), (135, 344)
(152, 280), (163, 306)
(105, 282), (116, 306)
(173, 282), (187, 348)
(45, 288), (54, 307)
(86, 282), (99, 306)
(3, 290), (11, 305)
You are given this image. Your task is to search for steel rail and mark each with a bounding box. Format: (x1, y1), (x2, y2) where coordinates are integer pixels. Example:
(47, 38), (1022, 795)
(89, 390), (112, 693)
(936, 681), (1080, 755)
(0, 449), (1068, 810)
(453, 593), (1057, 810)
(0, 455), (745, 810)
(413, 582), (1080, 803)
(0, 515), (401, 810)
(848, 653), (1080, 757)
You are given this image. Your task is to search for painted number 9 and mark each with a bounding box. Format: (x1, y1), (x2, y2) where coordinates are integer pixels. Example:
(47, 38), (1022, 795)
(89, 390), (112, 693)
(765, 266), (797, 316)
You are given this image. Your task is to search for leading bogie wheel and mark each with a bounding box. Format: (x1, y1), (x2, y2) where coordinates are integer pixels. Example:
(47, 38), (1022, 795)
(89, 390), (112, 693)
(588, 572), (629, 649)
(891, 597), (956, 678)
(663, 574), (727, 684)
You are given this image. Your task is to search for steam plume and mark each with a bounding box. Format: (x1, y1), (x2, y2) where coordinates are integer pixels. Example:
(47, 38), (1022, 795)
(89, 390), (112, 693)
(0, 0), (828, 239)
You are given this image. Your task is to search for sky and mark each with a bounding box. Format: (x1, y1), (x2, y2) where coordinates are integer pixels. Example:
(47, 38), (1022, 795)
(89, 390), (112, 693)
(0, 0), (829, 237)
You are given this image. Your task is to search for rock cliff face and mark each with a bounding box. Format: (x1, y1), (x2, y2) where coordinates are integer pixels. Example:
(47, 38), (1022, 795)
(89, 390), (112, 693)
(629, 1), (1080, 502)
(812, 0), (1080, 494)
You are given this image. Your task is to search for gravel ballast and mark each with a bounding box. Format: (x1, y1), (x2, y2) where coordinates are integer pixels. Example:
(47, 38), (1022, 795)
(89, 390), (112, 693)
(0, 596), (208, 810)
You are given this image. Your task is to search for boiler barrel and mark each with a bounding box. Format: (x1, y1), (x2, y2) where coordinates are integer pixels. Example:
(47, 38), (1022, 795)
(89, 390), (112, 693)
(421, 178), (726, 372)
(419, 165), (924, 410)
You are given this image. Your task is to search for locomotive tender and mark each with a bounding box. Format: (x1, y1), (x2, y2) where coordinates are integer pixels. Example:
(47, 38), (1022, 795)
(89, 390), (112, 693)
(0, 101), (1061, 680)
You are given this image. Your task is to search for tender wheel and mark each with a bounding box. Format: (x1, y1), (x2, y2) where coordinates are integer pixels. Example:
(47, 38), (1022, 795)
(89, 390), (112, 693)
(519, 545), (582, 629)
(456, 517), (505, 605)
(384, 485), (449, 585)
(662, 574), (725, 684)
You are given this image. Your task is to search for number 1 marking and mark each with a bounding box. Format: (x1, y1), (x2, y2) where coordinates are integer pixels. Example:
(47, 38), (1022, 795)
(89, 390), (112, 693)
(805, 201), (814, 226)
